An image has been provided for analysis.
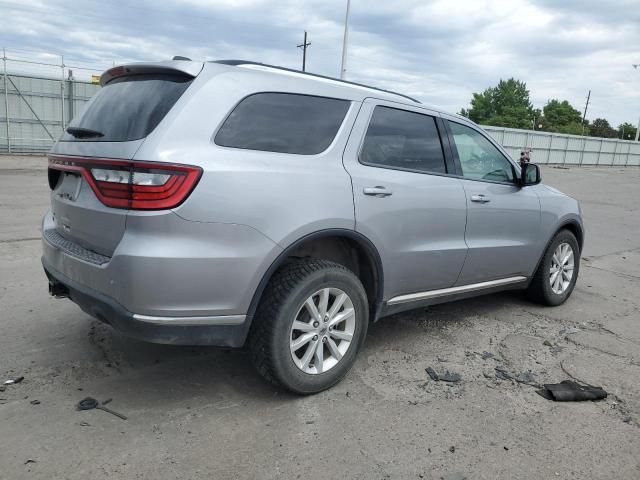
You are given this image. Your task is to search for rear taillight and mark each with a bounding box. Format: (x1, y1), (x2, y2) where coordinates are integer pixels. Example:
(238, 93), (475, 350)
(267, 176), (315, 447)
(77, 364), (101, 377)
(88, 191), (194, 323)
(48, 155), (202, 210)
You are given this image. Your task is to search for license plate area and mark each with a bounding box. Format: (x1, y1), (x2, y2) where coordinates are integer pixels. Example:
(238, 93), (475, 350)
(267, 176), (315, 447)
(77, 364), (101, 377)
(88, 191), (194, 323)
(53, 172), (82, 203)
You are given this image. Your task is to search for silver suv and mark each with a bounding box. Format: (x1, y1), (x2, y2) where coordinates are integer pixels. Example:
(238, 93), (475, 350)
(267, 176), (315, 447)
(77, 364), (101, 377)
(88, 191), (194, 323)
(43, 59), (583, 394)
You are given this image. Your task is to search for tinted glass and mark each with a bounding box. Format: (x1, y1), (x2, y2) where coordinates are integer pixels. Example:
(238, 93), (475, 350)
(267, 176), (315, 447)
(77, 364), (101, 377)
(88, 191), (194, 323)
(360, 106), (446, 174)
(215, 93), (350, 155)
(63, 74), (192, 142)
(448, 121), (516, 183)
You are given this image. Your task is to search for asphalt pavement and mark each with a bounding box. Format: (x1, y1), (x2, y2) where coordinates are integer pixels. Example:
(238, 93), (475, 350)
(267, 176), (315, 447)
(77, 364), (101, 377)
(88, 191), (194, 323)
(1, 156), (638, 479)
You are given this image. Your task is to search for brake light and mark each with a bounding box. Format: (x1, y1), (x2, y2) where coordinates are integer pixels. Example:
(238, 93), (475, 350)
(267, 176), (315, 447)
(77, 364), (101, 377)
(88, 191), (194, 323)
(48, 155), (202, 210)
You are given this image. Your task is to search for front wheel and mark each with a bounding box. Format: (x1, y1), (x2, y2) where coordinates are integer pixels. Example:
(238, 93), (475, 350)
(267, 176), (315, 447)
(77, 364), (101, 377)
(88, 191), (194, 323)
(248, 259), (369, 394)
(527, 229), (580, 306)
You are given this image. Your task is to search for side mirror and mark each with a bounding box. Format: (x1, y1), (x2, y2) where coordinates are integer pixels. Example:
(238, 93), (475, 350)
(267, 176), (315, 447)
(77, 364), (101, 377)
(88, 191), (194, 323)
(521, 163), (541, 186)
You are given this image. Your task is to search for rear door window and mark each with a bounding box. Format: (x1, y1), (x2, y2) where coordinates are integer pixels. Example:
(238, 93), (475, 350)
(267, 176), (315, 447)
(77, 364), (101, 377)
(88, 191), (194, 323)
(214, 93), (350, 155)
(63, 74), (193, 142)
(359, 106), (447, 174)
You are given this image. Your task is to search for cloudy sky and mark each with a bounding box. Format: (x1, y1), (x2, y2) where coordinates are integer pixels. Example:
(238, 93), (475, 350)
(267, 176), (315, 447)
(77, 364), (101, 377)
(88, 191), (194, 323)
(1, 0), (639, 126)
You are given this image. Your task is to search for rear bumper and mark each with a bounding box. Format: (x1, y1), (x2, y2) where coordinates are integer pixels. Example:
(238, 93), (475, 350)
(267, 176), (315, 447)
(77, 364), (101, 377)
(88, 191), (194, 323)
(41, 208), (283, 346)
(43, 260), (251, 346)
(41, 209), (281, 318)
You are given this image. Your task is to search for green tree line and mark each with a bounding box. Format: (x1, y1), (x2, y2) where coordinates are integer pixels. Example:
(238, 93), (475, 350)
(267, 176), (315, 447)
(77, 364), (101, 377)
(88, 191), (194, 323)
(459, 78), (637, 140)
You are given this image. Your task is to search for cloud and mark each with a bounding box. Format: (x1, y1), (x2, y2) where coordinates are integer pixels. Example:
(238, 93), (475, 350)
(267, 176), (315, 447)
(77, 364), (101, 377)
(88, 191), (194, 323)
(0, 0), (638, 125)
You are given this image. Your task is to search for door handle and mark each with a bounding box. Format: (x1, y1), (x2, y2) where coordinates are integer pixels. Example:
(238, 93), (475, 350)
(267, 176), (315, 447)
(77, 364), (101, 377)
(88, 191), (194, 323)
(363, 186), (393, 197)
(470, 194), (490, 203)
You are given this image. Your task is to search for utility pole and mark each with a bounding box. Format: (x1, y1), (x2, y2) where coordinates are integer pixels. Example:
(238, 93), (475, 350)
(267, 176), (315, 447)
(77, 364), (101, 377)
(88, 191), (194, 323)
(297, 31), (311, 72)
(581, 90), (590, 136)
(340, 0), (351, 79)
(634, 66), (640, 141)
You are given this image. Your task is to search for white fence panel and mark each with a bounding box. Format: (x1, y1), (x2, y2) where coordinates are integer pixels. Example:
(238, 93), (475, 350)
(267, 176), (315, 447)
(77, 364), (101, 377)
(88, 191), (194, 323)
(482, 125), (640, 166)
(1, 73), (99, 154)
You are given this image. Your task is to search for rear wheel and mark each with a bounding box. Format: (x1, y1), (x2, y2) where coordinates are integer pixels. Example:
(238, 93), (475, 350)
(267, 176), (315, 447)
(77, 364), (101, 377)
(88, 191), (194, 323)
(527, 229), (580, 306)
(248, 259), (368, 394)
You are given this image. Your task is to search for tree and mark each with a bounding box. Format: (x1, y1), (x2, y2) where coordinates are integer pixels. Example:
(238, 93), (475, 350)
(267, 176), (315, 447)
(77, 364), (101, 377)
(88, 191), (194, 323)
(538, 99), (585, 135)
(461, 78), (535, 129)
(588, 118), (618, 139)
(617, 122), (637, 141)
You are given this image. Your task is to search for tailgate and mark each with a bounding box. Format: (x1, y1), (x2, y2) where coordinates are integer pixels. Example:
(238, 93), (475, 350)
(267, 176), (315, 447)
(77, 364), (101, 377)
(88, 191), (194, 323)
(46, 62), (200, 257)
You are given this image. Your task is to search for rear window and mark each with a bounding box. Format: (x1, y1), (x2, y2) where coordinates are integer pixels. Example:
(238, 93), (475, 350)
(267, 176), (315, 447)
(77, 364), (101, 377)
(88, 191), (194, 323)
(214, 93), (350, 155)
(63, 74), (193, 142)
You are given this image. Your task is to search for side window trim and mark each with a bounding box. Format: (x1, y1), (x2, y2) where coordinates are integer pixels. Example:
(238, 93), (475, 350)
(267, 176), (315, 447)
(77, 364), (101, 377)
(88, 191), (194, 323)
(435, 117), (458, 175)
(356, 104), (452, 177)
(443, 119), (519, 185)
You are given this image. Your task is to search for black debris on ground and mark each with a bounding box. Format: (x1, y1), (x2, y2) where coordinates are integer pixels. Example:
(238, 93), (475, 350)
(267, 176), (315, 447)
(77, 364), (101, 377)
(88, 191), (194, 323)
(494, 367), (513, 381)
(426, 367), (461, 383)
(537, 380), (607, 402)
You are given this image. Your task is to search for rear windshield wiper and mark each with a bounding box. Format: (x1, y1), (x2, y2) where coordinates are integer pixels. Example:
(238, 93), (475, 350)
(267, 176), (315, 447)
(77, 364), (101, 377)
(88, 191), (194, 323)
(66, 126), (104, 139)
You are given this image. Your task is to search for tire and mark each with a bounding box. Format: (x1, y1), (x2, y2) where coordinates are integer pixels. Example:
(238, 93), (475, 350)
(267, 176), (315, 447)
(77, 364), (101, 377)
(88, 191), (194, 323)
(248, 259), (369, 394)
(526, 229), (580, 306)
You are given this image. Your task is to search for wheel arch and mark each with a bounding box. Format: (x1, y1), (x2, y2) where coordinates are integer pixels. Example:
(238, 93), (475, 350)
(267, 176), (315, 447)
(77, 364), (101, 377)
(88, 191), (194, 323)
(557, 219), (584, 252)
(529, 218), (584, 284)
(246, 229), (384, 325)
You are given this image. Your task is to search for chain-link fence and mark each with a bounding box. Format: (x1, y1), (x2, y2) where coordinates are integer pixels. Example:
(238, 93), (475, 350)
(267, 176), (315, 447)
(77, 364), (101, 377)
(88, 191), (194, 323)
(1, 48), (103, 154)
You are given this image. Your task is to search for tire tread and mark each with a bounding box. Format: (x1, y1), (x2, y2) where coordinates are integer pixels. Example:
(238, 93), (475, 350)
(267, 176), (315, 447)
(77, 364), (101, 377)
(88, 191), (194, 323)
(526, 229), (579, 306)
(248, 258), (355, 389)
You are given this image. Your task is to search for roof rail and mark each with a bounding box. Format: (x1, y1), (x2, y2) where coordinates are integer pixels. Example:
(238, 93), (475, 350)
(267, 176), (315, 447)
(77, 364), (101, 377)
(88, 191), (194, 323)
(211, 60), (421, 104)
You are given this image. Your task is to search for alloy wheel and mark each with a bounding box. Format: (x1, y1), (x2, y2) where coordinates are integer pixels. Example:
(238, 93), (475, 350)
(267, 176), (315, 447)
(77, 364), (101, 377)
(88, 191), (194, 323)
(289, 288), (356, 374)
(550, 242), (574, 294)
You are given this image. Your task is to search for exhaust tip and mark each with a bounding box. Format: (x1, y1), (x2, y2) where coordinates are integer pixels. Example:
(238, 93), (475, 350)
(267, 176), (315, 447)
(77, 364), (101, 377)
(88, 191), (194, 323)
(48, 281), (69, 299)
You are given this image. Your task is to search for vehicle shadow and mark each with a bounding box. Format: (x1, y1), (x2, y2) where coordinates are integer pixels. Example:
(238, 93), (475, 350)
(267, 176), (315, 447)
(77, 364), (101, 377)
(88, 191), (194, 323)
(76, 290), (530, 408)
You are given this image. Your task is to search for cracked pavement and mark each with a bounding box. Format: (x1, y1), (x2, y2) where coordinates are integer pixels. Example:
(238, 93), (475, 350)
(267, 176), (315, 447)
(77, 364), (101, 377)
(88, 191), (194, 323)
(0, 156), (638, 479)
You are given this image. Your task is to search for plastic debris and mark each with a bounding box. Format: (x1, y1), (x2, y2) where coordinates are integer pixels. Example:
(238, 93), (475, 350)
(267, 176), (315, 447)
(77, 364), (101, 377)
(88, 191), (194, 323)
(537, 380), (607, 402)
(3, 376), (24, 385)
(76, 397), (127, 420)
(494, 367), (513, 381)
(494, 367), (539, 387)
(426, 367), (461, 383)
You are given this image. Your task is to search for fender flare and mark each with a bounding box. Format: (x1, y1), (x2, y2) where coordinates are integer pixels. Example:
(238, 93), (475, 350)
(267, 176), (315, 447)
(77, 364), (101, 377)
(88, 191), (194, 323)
(245, 228), (385, 324)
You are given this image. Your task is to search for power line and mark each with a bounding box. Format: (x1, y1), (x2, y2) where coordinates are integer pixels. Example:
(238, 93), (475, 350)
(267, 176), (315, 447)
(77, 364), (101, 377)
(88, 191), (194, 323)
(297, 31), (311, 72)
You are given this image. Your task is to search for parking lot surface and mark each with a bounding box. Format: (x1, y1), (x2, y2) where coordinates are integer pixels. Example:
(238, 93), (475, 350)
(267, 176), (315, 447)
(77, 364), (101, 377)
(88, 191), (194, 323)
(1, 156), (639, 479)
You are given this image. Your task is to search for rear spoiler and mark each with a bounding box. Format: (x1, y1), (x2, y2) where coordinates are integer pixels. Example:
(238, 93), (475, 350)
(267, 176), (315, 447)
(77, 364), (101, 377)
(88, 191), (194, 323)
(99, 61), (204, 86)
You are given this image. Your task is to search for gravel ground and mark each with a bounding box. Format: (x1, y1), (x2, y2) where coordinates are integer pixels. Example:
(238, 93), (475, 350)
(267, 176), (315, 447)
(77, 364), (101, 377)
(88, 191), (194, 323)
(0, 155), (639, 480)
